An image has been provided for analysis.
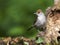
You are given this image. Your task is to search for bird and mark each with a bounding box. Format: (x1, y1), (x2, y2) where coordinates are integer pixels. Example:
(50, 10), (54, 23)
(27, 9), (46, 31)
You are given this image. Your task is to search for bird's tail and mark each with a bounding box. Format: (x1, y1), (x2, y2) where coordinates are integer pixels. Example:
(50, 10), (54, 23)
(27, 25), (34, 31)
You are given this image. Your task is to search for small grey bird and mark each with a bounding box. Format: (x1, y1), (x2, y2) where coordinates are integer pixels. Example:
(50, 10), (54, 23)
(27, 9), (46, 31)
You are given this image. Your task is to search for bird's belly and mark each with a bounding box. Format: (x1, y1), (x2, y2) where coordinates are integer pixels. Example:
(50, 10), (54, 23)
(35, 18), (46, 27)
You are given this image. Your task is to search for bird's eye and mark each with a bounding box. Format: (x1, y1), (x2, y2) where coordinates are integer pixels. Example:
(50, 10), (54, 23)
(37, 11), (40, 14)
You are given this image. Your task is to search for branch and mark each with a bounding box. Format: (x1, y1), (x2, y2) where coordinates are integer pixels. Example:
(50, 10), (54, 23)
(54, 0), (60, 5)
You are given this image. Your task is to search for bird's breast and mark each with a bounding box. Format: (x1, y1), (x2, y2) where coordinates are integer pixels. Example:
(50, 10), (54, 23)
(38, 15), (46, 25)
(34, 15), (46, 27)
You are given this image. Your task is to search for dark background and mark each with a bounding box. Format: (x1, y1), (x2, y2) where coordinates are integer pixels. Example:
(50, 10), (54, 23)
(0, 0), (53, 38)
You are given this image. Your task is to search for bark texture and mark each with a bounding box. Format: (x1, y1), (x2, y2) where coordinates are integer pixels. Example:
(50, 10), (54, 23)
(44, 0), (60, 44)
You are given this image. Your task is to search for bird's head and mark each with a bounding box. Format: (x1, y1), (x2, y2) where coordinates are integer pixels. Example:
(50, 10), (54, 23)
(34, 9), (43, 16)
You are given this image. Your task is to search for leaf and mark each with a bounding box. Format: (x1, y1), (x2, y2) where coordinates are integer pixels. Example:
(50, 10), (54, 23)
(36, 37), (44, 43)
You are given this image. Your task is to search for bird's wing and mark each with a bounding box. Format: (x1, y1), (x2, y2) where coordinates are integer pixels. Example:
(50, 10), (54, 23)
(33, 16), (38, 25)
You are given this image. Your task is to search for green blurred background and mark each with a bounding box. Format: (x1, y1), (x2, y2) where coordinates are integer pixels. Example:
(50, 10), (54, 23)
(0, 0), (53, 37)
